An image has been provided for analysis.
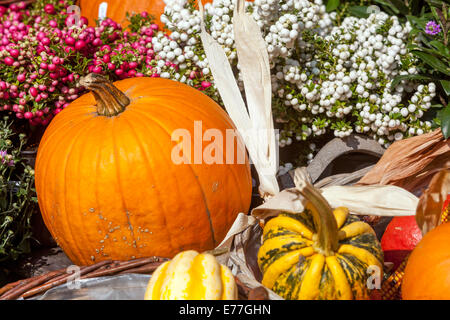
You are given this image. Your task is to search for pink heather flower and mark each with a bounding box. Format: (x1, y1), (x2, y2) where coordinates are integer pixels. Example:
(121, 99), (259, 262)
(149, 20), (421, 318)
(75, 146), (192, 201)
(425, 21), (441, 35)
(201, 81), (212, 89)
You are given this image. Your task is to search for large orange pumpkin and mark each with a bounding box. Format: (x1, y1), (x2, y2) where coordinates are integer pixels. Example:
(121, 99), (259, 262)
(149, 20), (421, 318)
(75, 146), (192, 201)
(79, 0), (214, 29)
(35, 74), (252, 266)
(402, 222), (450, 300)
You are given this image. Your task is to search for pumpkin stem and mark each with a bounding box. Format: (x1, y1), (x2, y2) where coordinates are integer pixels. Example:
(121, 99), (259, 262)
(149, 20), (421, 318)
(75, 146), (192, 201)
(295, 178), (339, 256)
(79, 73), (130, 116)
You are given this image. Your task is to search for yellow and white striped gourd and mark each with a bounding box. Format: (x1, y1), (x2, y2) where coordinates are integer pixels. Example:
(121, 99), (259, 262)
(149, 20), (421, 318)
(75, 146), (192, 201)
(144, 250), (237, 300)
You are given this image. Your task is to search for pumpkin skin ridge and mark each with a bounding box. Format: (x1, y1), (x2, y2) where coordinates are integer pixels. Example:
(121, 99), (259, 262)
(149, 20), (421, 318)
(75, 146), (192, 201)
(75, 117), (134, 265)
(280, 211), (316, 232)
(92, 120), (110, 260)
(325, 256), (353, 299)
(297, 253), (325, 299)
(117, 113), (180, 254)
(35, 114), (67, 241)
(68, 117), (116, 265)
(263, 216), (314, 240)
(257, 235), (313, 272)
(285, 255), (312, 299)
(119, 111), (207, 255)
(335, 255), (358, 299)
(57, 116), (102, 263)
(126, 107), (218, 249)
(144, 96), (252, 229)
(122, 113), (214, 252)
(187, 254), (207, 299)
(318, 263), (334, 300)
(341, 233), (384, 264)
(36, 113), (96, 260)
(71, 118), (109, 264)
(336, 254), (368, 299)
(87, 117), (141, 264)
(110, 117), (143, 257)
(129, 99), (251, 246)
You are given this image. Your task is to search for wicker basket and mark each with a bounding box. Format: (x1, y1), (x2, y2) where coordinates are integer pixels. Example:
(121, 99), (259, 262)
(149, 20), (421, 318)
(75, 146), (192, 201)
(0, 255), (270, 300)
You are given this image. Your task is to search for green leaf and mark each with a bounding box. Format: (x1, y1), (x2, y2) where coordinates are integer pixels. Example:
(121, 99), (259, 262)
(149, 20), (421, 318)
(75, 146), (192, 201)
(391, 74), (433, 88)
(408, 43), (450, 61)
(375, 0), (400, 14)
(437, 103), (450, 139)
(348, 6), (370, 18)
(326, 0), (340, 12)
(407, 14), (429, 29)
(411, 50), (450, 76)
(429, 40), (450, 58)
(440, 80), (450, 96)
(430, 6), (442, 23)
(409, 0), (422, 15)
(389, 0), (409, 12)
(427, 0), (449, 8)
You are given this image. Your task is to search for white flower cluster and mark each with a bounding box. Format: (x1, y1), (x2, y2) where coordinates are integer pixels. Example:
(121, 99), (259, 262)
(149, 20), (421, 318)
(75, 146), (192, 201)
(159, 0), (436, 164)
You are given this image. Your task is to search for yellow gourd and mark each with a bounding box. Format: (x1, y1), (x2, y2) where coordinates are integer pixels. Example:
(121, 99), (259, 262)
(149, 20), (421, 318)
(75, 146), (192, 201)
(145, 250), (237, 300)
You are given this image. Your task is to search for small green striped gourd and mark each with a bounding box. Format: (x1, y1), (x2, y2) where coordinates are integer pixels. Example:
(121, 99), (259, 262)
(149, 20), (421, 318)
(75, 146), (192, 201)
(257, 182), (384, 300)
(145, 250), (237, 300)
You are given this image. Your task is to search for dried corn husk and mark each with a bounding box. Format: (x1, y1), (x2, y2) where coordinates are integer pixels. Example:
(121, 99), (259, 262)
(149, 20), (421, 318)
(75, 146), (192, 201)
(250, 168), (418, 221)
(415, 168), (450, 236)
(357, 129), (450, 196)
(198, 0), (279, 199)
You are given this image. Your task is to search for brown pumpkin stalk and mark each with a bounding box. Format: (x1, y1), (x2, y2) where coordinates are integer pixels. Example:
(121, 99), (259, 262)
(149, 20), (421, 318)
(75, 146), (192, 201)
(79, 74), (130, 116)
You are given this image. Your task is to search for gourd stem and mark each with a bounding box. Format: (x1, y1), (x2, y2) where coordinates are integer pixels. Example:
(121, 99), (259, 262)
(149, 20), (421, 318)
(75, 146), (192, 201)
(79, 74), (130, 116)
(298, 182), (339, 256)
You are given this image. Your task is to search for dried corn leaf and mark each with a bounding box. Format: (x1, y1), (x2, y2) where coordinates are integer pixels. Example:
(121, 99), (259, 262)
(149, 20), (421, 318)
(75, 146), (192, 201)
(250, 168), (418, 220)
(320, 185), (418, 217)
(357, 129), (450, 195)
(415, 169), (450, 236)
(198, 0), (279, 197)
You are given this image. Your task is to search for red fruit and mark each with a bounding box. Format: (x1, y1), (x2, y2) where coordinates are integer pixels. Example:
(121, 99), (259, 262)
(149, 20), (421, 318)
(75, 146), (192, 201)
(29, 87), (38, 97)
(44, 4), (55, 14)
(9, 49), (19, 58)
(381, 216), (422, 270)
(65, 36), (75, 46)
(4, 57), (14, 66)
(75, 40), (86, 51)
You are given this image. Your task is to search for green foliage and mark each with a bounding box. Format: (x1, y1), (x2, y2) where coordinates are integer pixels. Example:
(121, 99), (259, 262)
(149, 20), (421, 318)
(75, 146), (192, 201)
(0, 117), (37, 264)
(395, 1), (450, 137)
(125, 11), (156, 33)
